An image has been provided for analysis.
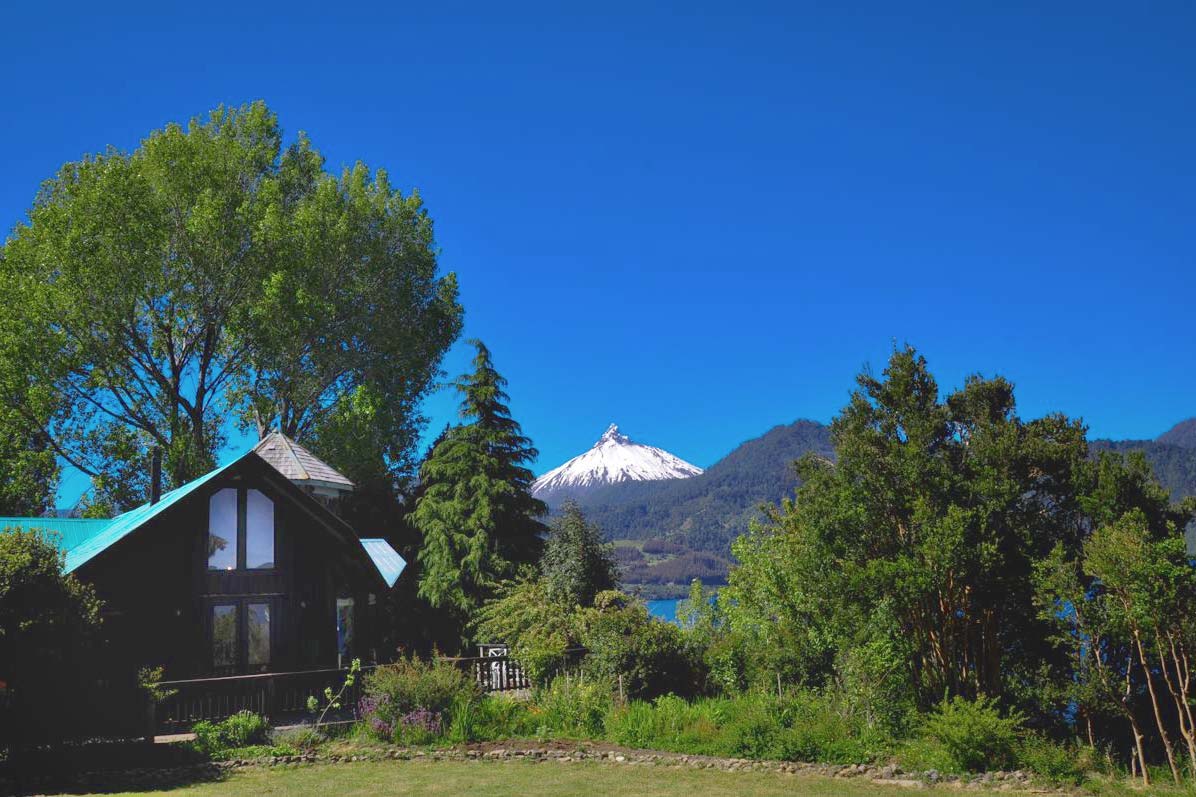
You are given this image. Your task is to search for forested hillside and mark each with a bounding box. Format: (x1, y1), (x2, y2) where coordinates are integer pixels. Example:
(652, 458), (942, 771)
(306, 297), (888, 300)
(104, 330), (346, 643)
(1090, 418), (1196, 500)
(1158, 417), (1196, 449)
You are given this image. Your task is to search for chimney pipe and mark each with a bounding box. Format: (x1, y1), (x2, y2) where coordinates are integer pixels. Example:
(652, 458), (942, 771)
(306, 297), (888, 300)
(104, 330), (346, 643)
(150, 448), (162, 505)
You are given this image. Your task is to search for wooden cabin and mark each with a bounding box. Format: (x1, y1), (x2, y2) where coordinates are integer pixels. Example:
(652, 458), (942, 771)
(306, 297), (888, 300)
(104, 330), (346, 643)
(0, 433), (405, 680)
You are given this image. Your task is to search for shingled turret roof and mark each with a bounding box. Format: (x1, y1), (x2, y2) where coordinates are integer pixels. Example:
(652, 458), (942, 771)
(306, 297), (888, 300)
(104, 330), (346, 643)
(252, 432), (354, 494)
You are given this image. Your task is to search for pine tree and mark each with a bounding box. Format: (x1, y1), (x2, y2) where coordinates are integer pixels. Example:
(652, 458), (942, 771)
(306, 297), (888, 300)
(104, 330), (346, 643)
(541, 501), (619, 607)
(410, 340), (546, 618)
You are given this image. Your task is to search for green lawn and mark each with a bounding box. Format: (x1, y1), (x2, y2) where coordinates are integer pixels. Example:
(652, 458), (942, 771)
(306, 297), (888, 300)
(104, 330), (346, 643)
(68, 759), (1041, 797)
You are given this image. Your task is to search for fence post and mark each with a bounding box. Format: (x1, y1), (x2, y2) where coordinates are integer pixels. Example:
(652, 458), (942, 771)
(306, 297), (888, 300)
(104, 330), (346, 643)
(266, 675), (277, 721)
(145, 696), (157, 742)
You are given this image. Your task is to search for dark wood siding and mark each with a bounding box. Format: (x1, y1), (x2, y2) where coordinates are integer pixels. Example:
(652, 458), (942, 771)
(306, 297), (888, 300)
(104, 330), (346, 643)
(76, 464), (384, 680)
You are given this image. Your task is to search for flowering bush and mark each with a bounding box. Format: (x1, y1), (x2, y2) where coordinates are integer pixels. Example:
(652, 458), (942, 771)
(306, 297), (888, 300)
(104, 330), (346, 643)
(359, 655), (479, 742)
(359, 693), (395, 739)
(398, 707), (443, 744)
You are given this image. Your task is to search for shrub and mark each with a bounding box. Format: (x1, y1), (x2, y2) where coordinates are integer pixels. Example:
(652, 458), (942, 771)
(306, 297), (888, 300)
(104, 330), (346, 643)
(725, 702), (781, 759)
(205, 743), (299, 761)
(531, 675), (612, 737)
(604, 695), (727, 754)
(773, 690), (889, 764)
(360, 656), (481, 742)
(192, 711), (269, 755)
(475, 696), (538, 740)
(903, 695), (1024, 773)
(0, 529), (102, 743)
(581, 591), (703, 699)
(1016, 735), (1087, 786)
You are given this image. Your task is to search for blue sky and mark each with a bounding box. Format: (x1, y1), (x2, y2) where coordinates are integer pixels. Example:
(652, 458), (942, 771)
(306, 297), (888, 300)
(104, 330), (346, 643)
(2, 2), (1194, 500)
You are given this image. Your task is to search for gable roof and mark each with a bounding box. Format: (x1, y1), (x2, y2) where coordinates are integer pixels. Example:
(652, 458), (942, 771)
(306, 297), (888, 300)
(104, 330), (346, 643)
(252, 432), (353, 490)
(0, 459), (238, 573)
(1, 447), (403, 588)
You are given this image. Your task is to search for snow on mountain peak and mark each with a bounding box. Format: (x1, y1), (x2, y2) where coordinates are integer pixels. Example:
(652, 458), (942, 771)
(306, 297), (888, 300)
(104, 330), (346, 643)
(532, 424), (703, 503)
(596, 424), (630, 445)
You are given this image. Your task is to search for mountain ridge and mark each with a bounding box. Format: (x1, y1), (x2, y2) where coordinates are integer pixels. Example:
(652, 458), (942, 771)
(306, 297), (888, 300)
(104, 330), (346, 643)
(542, 416), (1196, 596)
(1158, 418), (1196, 450)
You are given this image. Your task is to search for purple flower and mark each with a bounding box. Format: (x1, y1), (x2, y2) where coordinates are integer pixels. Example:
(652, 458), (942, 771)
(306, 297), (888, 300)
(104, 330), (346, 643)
(359, 694), (396, 739)
(400, 707), (442, 734)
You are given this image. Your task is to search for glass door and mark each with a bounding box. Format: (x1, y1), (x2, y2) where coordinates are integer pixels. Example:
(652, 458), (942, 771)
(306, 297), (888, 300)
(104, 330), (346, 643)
(209, 599), (272, 674)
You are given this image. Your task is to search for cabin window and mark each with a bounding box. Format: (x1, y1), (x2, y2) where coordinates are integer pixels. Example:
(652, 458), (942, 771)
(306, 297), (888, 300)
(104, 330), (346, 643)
(247, 602), (271, 671)
(207, 487), (276, 571)
(245, 490), (275, 569)
(336, 598), (354, 668)
(207, 489), (238, 571)
(211, 604), (238, 670)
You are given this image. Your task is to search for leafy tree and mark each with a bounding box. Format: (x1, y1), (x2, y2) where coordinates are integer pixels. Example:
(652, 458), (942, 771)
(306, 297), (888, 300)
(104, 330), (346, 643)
(0, 529), (102, 740)
(726, 346), (1090, 708)
(579, 590), (702, 699)
(0, 406), (57, 517)
(0, 103), (278, 496)
(234, 155), (461, 487)
(1086, 513), (1193, 784)
(541, 501), (619, 607)
(475, 576), (581, 684)
(0, 101), (461, 508)
(1034, 448), (1196, 784)
(477, 583), (701, 698)
(411, 340), (546, 619)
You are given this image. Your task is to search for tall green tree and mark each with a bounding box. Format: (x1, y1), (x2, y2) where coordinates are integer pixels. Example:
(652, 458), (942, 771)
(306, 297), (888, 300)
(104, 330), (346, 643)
(0, 101), (461, 509)
(1036, 451), (1196, 785)
(234, 156), (461, 487)
(541, 501), (619, 607)
(411, 340), (546, 619)
(726, 346), (1089, 707)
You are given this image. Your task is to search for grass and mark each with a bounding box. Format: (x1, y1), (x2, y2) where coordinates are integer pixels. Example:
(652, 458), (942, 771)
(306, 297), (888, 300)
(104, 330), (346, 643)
(50, 758), (1048, 797)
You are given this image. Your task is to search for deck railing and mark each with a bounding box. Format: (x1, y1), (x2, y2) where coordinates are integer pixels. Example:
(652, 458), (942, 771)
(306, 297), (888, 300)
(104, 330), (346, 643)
(438, 648), (587, 692)
(438, 654), (530, 692)
(155, 665), (374, 734)
(152, 648), (589, 733)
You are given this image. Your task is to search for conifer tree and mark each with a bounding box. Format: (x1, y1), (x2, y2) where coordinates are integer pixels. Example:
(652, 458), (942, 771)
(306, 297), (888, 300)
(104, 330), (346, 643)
(541, 501), (619, 607)
(411, 340), (546, 617)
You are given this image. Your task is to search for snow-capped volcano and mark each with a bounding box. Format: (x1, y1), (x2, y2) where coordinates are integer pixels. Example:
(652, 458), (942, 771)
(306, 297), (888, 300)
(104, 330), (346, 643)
(532, 424), (703, 504)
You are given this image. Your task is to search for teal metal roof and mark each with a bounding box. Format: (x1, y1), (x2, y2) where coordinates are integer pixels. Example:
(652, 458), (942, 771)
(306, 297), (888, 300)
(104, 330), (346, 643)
(0, 517), (112, 553)
(0, 458), (240, 573)
(360, 538), (407, 588)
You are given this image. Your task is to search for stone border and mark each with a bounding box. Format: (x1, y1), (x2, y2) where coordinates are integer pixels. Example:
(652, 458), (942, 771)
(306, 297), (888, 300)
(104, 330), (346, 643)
(1, 744), (1059, 795)
(223, 745), (1051, 791)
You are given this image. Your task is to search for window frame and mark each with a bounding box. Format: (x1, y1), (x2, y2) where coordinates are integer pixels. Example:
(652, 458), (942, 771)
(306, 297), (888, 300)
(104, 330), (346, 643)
(206, 486), (278, 573)
(336, 597), (355, 669)
(244, 489), (275, 570)
(209, 602), (240, 675)
(209, 598), (274, 674)
(206, 488), (239, 572)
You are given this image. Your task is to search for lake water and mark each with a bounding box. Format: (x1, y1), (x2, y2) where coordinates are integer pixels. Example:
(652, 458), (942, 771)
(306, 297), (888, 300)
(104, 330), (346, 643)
(646, 598), (681, 624)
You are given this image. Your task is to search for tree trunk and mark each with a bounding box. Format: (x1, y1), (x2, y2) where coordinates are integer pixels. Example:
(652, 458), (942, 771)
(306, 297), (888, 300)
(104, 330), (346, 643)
(1133, 627), (1181, 784)
(1156, 632), (1196, 775)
